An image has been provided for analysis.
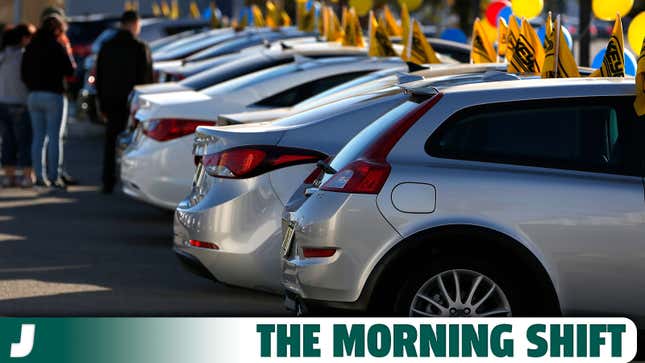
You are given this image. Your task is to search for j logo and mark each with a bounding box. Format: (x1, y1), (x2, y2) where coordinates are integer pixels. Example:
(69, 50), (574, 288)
(10, 324), (35, 358)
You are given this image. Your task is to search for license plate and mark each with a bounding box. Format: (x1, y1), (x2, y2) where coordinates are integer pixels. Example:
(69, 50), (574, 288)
(281, 222), (296, 257)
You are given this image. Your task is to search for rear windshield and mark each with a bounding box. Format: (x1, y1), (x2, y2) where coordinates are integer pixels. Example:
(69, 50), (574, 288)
(179, 56), (293, 90)
(201, 63), (299, 96)
(274, 91), (401, 127)
(321, 97), (425, 184)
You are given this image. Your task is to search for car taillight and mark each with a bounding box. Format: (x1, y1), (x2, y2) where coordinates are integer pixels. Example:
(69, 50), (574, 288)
(189, 239), (219, 250)
(142, 119), (214, 142)
(302, 247), (337, 258)
(202, 146), (326, 179)
(320, 160), (391, 194)
(321, 93), (443, 195)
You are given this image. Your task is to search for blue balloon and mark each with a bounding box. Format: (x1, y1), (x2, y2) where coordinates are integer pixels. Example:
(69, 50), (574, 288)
(497, 6), (512, 24)
(537, 25), (573, 50)
(592, 48), (637, 76)
(440, 28), (468, 44)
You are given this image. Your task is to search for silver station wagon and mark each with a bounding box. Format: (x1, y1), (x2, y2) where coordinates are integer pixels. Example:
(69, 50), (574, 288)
(282, 78), (645, 329)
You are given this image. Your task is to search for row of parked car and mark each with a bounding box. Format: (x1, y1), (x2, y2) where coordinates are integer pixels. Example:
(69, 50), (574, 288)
(114, 25), (644, 328)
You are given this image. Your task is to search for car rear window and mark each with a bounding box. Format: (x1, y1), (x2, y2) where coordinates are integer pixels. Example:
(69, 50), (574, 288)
(179, 56), (294, 90)
(426, 97), (642, 176)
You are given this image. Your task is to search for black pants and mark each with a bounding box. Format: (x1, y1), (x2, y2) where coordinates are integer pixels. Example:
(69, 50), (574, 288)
(103, 109), (128, 190)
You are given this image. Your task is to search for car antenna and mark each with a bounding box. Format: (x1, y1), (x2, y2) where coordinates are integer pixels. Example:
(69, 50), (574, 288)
(280, 41), (293, 50)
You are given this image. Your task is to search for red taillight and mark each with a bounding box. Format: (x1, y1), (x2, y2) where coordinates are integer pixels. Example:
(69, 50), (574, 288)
(320, 93), (443, 194)
(189, 239), (219, 250)
(320, 160), (391, 194)
(302, 247), (337, 258)
(202, 146), (326, 179)
(142, 119), (214, 142)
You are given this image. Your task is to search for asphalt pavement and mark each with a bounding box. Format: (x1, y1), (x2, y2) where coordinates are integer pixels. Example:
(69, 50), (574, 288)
(0, 120), (287, 316)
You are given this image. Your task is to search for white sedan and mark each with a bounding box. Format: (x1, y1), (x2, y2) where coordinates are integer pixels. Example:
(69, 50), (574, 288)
(121, 56), (404, 209)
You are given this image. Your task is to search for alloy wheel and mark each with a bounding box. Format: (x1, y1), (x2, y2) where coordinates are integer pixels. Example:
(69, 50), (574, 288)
(409, 269), (512, 317)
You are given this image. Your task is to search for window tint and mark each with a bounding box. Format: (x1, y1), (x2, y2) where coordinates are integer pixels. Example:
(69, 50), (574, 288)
(427, 98), (642, 176)
(180, 56), (293, 90)
(253, 71), (373, 107)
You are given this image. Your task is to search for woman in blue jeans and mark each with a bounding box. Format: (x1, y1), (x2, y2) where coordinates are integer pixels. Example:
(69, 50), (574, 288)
(0, 25), (34, 187)
(21, 15), (74, 188)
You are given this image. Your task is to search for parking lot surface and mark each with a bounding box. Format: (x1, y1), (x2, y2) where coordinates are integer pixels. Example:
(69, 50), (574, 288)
(0, 122), (286, 316)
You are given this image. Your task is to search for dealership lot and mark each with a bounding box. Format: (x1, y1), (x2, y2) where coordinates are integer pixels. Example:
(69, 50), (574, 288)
(0, 125), (285, 315)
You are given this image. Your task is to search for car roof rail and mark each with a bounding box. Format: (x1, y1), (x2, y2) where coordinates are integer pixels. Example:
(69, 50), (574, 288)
(481, 71), (521, 82)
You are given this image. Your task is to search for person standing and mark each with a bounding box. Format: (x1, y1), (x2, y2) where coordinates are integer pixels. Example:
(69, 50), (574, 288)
(0, 24), (35, 188)
(21, 15), (75, 189)
(96, 10), (153, 194)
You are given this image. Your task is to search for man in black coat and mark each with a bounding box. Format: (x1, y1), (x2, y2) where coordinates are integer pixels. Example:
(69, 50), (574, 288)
(96, 10), (153, 193)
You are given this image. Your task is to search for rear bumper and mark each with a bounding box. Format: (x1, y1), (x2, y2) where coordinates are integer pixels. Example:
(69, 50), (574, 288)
(173, 247), (217, 281)
(281, 191), (401, 305)
(120, 135), (194, 210)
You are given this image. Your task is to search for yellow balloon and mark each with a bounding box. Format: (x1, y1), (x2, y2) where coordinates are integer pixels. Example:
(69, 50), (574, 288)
(593, 0), (633, 21)
(399, 0), (423, 12)
(349, 0), (373, 16)
(628, 12), (645, 53)
(512, 0), (543, 19)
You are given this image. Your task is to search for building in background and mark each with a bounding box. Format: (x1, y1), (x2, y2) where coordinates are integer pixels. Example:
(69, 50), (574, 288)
(1, 0), (241, 25)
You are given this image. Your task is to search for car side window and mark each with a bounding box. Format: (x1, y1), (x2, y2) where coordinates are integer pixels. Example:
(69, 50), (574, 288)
(426, 97), (642, 176)
(253, 71), (372, 108)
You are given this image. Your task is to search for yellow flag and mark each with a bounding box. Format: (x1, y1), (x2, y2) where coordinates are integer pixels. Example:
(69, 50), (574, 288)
(170, 0), (180, 19)
(497, 17), (508, 59)
(297, 0), (315, 32)
(152, 1), (162, 17)
(591, 15), (625, 77)
(382, 5), (402, 36)
(266, 1), (281, 28)
(368, 11), (397, 57)
(405, 19), (441, 64)
(281, 10), (291, 27)
(189, 1), (201, 19)
(234, 12), (248, 31)
(505, 16), (521, 63)
(325, 7), (343, 42)
(400, 3), (411, 60)
(125, 0), (133, 11)
(508, 18), (543, 73)
(634, 38), (645, 116)
(542, 14), (580, 78)
(209, 2), (221, 28)
(471, 18), (496, 63)
(341, 8), (364, 47)
(251, 5), (266, 27)
(160, 0), (171, 17)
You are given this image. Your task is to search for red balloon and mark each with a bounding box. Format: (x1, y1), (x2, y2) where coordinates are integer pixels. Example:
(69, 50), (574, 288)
(485, 0), (511, 26)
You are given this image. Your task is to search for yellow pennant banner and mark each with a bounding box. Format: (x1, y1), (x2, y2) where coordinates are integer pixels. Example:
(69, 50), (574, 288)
(324, 6), (343, 42)
(382, 5), (402, 36)
(591, 15), (625, 77)
(471, 18), (496, 63)
(542, 14), (580, 78)
(251, 5), (266, 27)
(406, 19), (441, 64)
(342, 8), (364, 47)
(635, 38), (645, 116)
(497, 17), (508, 59)
(368, 11), (397, 57)
(508, 18), (544, 73)
(505, 16), (521, 64)
(400, 3), (411, 60)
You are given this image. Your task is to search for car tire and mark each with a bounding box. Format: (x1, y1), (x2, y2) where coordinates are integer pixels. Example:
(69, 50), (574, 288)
(392, 252), (556, 317)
